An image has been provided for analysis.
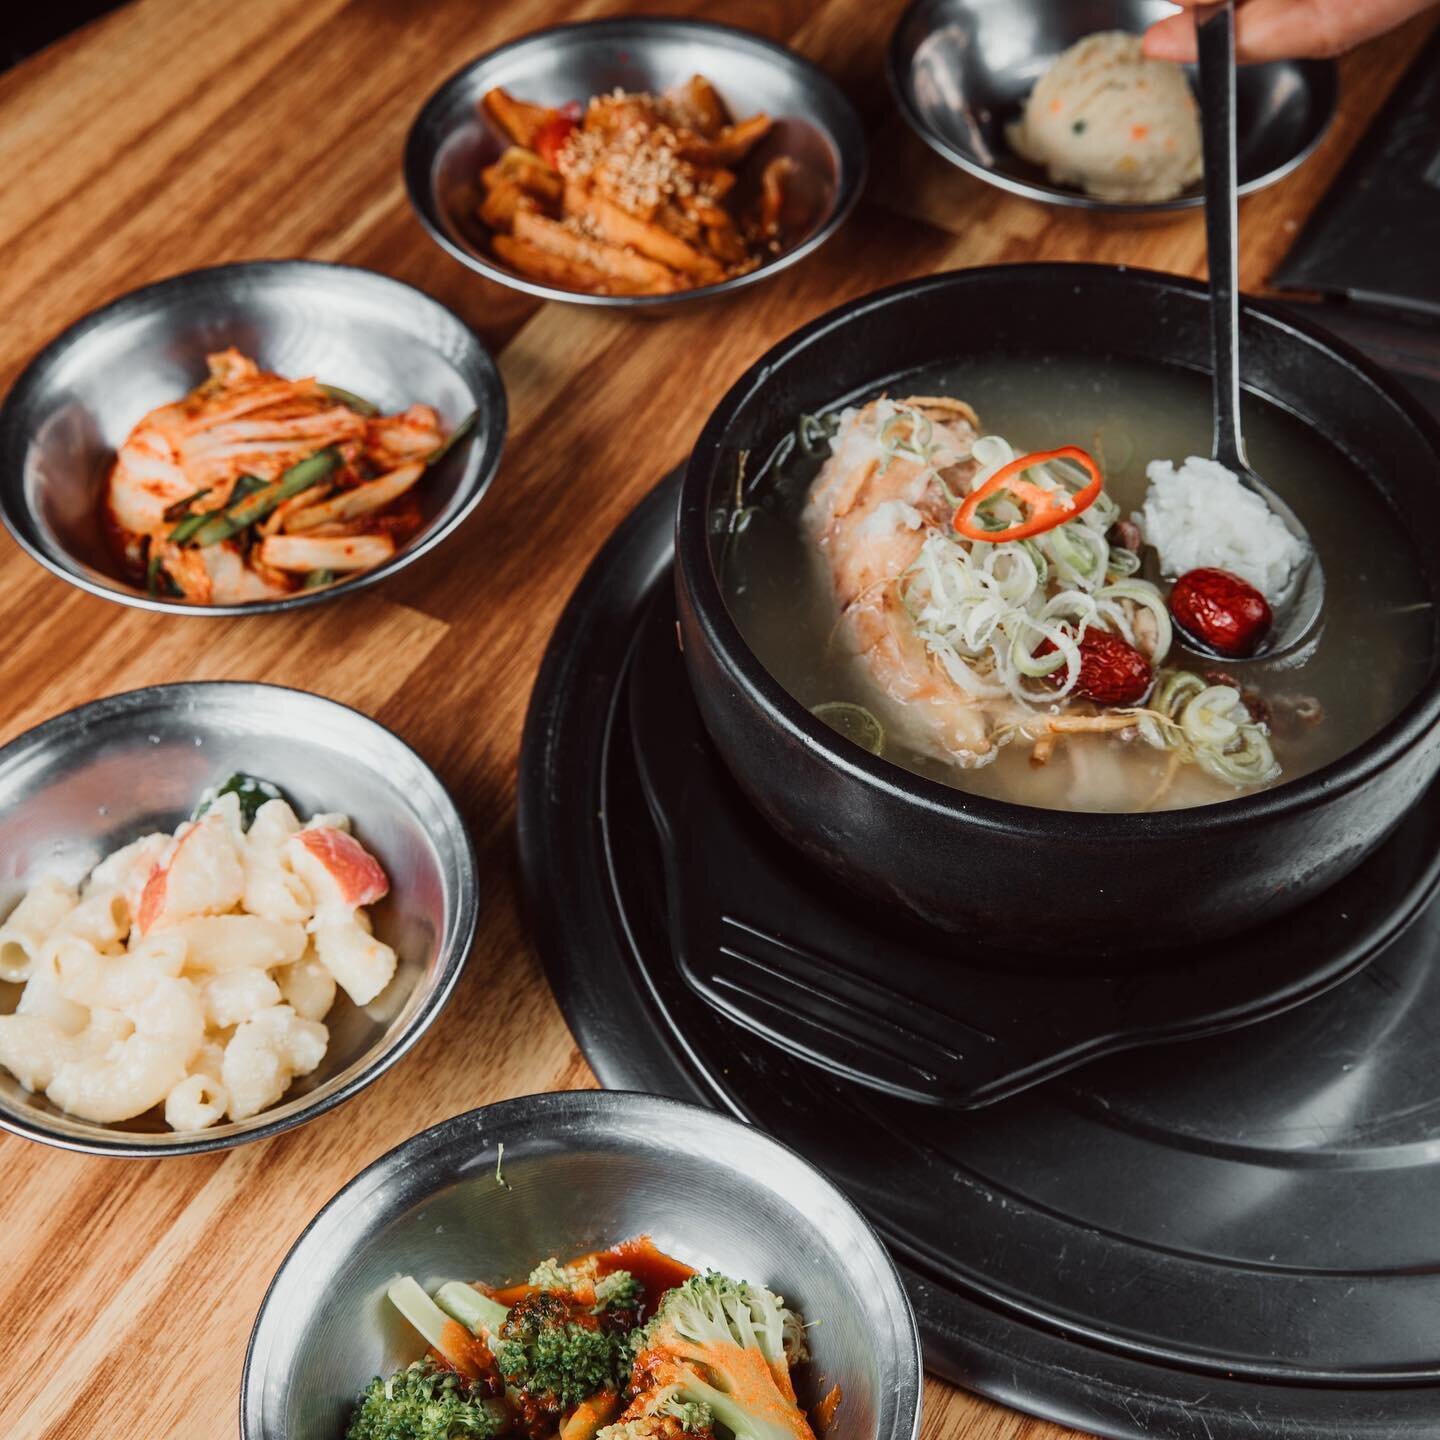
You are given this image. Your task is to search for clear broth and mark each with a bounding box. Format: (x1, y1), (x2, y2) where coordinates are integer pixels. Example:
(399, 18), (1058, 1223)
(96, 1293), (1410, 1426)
(724, 355), (1434, 812)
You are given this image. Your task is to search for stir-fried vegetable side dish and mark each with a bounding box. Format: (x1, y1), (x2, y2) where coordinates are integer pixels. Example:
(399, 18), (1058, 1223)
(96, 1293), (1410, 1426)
(477, 78), (792, 296)
(349, 1237), (830, 1440)
(795, 395), (1299, 808)
(105, 348), (471, 605)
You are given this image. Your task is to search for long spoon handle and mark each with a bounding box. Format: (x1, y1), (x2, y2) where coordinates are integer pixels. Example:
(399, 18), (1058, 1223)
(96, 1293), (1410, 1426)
(1196, 0), (1246, 471)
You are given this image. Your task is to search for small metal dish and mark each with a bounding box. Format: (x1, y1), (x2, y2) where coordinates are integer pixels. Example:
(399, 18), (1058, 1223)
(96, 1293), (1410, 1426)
(888, 0), (1338, 214)
(242, 1089), (923, 1440)
(0, 681), (478, 1157)
(0, 260), (506, 615)
(404, 17), (867, 309)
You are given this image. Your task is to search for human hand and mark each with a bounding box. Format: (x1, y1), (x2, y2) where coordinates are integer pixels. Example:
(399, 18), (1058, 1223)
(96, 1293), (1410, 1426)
(1143, 0), (1437, 63)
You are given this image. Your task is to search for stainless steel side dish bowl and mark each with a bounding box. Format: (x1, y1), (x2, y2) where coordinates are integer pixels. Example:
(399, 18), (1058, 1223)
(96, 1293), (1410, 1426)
(242, 1090), (923, 1440)
(0, 681), (477, 1156)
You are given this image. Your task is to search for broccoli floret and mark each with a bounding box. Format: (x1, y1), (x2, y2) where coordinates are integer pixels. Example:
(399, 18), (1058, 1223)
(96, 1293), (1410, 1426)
(630, 1273), (808, 1376)
(626, 1274), (815, 1440)
(526, 1257), (643, 1316)
(346, 1358), (508, 1440)
(494, 1290), (630, 1412)
(650, 1386), (714, 1433)
(592, 1269), (642, 1314)
(528, 1257), (579, 1291)
(598, 1384), (715, 1440)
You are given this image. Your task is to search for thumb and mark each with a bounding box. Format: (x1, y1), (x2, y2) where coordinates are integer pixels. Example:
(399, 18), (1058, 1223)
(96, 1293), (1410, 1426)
(1142, 11), (1200, 62)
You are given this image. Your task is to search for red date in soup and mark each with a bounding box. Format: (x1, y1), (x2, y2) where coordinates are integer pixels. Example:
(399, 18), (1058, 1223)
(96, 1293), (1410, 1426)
(1170, 568), (1272, 658)
(1042, 630), (1153, 706)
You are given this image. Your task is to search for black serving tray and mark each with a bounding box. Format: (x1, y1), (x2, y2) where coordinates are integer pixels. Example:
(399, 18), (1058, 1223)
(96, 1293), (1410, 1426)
(519, 468), (1440, 1439)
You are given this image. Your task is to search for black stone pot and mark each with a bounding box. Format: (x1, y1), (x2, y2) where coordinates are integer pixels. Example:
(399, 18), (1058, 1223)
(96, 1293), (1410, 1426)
(674, 265), (1440, 957)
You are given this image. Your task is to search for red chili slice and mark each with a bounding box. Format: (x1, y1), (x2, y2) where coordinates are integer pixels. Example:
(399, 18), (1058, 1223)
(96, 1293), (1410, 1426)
(954, 445), (1104, 543)
(533, 102), (582, 168)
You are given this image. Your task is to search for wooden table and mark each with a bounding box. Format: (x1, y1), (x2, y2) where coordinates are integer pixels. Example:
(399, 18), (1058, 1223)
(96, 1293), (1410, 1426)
(0, 2), (1431, 1435)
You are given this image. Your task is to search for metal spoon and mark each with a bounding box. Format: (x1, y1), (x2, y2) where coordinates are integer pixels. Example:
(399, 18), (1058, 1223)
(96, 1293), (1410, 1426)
(1186, 0), (1324, 661)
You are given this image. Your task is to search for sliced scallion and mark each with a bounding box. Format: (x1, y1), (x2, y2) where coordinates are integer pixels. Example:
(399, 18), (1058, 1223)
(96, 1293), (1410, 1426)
(796, 411), (837, 458)
(318, 382), (379, 417)
(812, 701), (884, 755)
(168, 508), (217, 545)
(162, 486), (211, 523)
(189, 450), (340, 547)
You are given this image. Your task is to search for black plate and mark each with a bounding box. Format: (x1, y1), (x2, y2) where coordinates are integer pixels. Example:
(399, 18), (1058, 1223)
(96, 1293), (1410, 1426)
(518, 469), (1440, 1439)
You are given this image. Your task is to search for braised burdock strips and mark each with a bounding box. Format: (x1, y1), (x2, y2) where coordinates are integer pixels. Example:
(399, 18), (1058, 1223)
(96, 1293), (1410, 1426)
(478, 77), (791, 295)
(106, 348), (471, 605)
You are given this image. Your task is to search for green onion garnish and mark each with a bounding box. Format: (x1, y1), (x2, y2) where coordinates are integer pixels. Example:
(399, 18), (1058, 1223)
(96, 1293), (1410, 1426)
(302, 568), (336, 589)
(318, 383), (379, 417)
(163, 486), (211, 523)
(168, 507), (217, 545)
(230, 473), (270, 503)
(145, 549), (182, 597)
(189, 450), (340, 547)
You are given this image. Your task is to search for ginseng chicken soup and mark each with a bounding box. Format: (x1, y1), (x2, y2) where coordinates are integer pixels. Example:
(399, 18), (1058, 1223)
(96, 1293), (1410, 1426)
(722, 355), (1433, 813)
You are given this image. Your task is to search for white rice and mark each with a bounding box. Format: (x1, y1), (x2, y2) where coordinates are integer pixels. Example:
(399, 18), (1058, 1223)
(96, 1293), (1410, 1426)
(1139, 456), (1307, 600)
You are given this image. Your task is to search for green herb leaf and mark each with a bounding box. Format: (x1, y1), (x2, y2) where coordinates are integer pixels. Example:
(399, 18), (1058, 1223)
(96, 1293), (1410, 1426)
(194, 772), (288, 829)
(303, 568), (336, 590)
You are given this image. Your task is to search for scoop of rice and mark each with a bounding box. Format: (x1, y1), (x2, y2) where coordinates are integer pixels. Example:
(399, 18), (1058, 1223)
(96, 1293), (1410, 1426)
(1007, 32), (1202, 204)
(1139, 456), (1307, 600)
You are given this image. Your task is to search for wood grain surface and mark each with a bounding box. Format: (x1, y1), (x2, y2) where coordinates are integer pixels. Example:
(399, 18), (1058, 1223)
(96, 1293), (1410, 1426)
(0, 2), (1432, 1436)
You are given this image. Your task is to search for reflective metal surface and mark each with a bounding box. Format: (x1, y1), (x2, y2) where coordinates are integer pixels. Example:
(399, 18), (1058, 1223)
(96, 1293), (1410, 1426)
(242, 1090), (923, 1440)
(1192, 0), (1324, 659)
(0, 682), (478, 1157)
(405, 18), (866, 309)
(888, 0), (1337, 214)
(0, 260), (506, 615)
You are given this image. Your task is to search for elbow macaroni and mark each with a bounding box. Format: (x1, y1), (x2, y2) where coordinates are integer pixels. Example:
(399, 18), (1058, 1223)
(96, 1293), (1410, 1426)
(0, 876), (78, 983)
(0, 792), (396, 1130)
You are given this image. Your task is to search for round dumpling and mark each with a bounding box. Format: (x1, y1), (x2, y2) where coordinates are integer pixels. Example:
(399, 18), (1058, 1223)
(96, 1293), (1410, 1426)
(1008, 32), (1202, 203)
